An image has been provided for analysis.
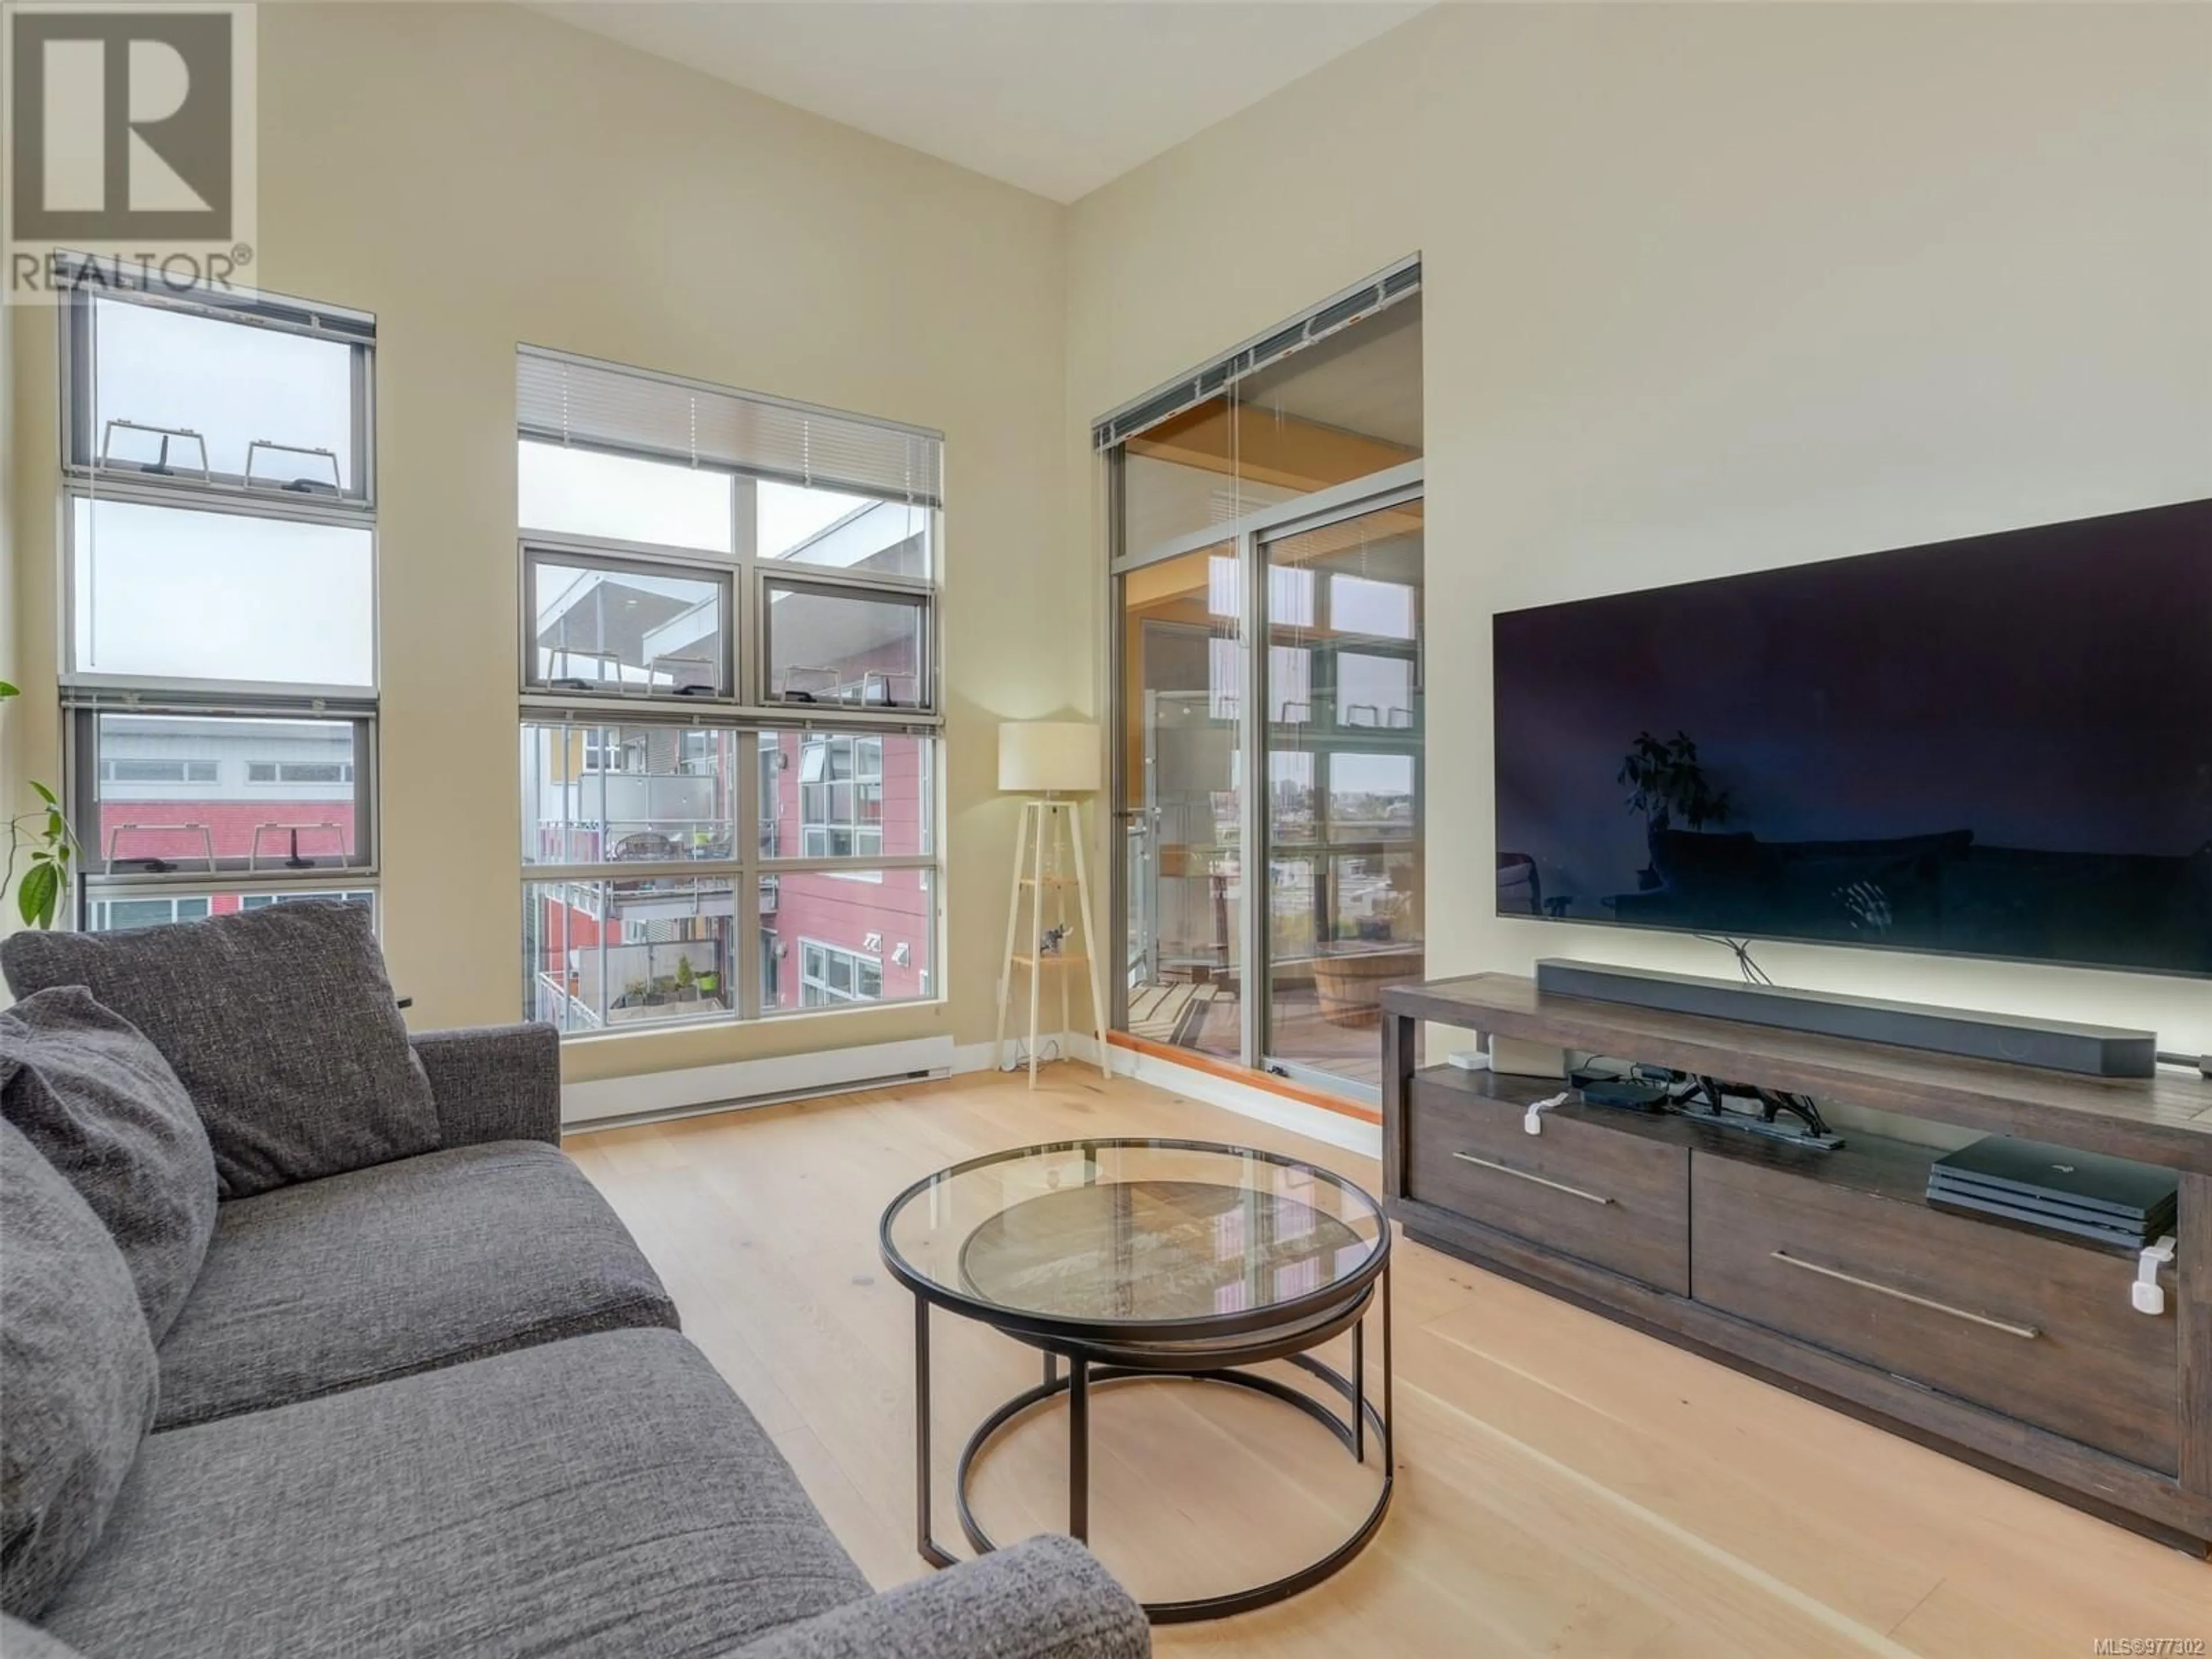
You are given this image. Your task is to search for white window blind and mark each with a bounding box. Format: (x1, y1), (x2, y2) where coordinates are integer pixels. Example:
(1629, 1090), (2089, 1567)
(517, 348), (942, 507)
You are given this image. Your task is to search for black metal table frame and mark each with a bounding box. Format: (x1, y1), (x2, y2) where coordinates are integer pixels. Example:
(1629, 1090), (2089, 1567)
(884, 1139), (1395, 1625)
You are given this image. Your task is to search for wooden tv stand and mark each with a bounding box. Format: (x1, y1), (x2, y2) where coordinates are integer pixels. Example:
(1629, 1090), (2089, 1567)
(1378, 972), (2212, 1552)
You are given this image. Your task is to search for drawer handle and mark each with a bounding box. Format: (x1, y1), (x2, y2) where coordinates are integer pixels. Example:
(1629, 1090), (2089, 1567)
(1769, 1251), (2041, 1340)
(1452, 1151), (1613, 1206)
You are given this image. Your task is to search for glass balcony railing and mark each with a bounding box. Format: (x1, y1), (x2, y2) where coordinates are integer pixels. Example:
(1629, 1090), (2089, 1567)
(531, 818), (736, 865)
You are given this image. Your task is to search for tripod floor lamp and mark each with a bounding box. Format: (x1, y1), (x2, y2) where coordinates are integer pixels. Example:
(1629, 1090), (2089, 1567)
(994, 721), (1111, 1085)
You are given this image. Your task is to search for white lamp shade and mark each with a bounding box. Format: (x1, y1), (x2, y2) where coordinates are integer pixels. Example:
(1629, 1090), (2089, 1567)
(998, 721), (1101, 794)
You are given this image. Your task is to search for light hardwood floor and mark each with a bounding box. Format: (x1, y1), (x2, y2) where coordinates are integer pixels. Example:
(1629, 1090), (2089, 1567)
(566, 1066), (2209, 1657)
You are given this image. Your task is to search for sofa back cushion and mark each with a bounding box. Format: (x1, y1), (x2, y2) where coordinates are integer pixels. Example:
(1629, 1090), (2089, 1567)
(1, 904), (439, 1200)
(1, 1122), (158, 1619)
(2, 988), (219, 1342)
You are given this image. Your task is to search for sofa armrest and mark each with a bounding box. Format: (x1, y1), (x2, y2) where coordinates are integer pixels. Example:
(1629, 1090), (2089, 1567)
(717, 1537), (1148, 1659)
(410, 1022), (562, 1148)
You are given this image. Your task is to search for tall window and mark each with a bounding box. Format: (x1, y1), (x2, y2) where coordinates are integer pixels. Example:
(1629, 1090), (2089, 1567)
(59, 270), (380, 929)
(516, 349), (942, 1035)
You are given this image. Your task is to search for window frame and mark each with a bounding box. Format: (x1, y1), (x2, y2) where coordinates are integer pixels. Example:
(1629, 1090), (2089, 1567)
(60, 278), (380, 704)
(82, 884), (377, 932)
(519, 717), (938, 1035)
(521, 872), (743, 1034)
(522, 720), (741, 869)
(59, 483), (381, 700)
(757, 568), (933, 713)
(513, 354), (944, 1039)
(70, 705), (380, 883)
(515, 465), (940, 724)
(59, 275), (382, 926)
(521, 537), (737, 701)
(61, 280), (376, 509)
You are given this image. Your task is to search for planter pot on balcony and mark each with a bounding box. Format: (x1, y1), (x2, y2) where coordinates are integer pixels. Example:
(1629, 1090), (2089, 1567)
(1310, 946), (1426, 1030)
(615, 990), (690, 1010)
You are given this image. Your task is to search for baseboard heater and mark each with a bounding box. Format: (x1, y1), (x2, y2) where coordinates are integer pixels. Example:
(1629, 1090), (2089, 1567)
(561, 1035), (956, 1128)
(1532, 959), (2158, 1078)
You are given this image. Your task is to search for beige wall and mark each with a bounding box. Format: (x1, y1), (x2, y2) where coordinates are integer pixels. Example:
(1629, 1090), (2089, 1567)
(3, 302), (56, 936)
(5, 3), (1074, 1080)
(1, 300), (20, 881)
(1068, 3), (2212, 1051)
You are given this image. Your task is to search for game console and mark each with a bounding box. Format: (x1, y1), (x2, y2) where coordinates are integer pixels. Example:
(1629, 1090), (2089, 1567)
(1926, 1136), (2177, 1248)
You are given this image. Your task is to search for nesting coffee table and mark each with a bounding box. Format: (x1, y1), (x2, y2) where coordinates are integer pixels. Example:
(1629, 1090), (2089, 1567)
(878, 1138), (1393, 1623)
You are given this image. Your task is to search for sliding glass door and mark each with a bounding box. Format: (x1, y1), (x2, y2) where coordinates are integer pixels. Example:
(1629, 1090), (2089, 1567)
(1116, 545), (1243, 1060)
(1110, 482), (1423, 1100)
(1260, 500), (1424, 1096)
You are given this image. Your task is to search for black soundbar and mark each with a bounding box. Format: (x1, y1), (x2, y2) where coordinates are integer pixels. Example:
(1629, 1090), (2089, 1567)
(1532, 959), (2158, 1078)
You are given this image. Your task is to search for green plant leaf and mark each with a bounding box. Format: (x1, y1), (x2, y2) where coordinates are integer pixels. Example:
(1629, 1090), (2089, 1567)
(29, 780), (56, 805)
(17, 860), (60, 929)
(0, 680), (20, 699)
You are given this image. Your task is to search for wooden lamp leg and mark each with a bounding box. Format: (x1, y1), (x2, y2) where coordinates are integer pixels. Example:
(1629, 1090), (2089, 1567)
(1067, 798), (1111, 1080)
(1027, 801), (1048, 1086)
(994, 800), (1032, 1074)
(1055, 806), (1072, 1056)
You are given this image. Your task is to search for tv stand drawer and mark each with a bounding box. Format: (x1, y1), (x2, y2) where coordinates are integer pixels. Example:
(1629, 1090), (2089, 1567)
(1405, 1073), (1689, 1294)
(1690, 1153), (2178, 1472)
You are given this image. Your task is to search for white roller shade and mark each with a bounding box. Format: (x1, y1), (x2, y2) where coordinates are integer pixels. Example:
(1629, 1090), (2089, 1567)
(517, 348), (942, 507)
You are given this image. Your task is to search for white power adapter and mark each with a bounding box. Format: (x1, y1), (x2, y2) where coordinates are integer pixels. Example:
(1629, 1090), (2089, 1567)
(1523, 1090), (1571, 1134)
(1445, 1048), (1570, 1133)
(2133, 1235), (2176, 1316)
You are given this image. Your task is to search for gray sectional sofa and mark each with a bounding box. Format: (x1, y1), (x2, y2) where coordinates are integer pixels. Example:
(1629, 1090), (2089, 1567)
(0, 902), (1148, 1658)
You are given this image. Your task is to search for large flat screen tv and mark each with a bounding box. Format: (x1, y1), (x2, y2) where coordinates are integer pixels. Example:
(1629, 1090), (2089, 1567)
(1492, 499), (2212, 978)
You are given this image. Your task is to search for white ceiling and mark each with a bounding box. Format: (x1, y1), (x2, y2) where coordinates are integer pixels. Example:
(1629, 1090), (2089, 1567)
(533, 2), (1429, 203)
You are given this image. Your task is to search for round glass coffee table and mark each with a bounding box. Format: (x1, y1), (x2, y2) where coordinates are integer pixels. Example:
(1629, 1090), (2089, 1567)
(879, 1138), (1392, 1623)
